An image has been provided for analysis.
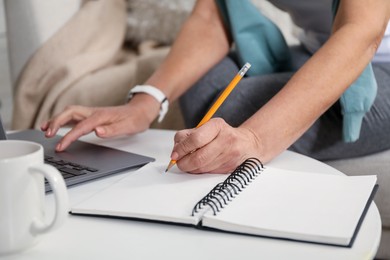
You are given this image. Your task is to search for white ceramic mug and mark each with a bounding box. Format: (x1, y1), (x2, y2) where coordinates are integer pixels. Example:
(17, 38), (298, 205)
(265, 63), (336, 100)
(0, 140), (69, 255)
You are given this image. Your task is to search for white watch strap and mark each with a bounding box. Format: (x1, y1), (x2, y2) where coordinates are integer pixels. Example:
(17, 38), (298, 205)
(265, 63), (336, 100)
(128, 85), (169, 123)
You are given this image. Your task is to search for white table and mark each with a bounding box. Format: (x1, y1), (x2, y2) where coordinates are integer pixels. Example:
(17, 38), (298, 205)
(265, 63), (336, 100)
(1, 129), (382, 260)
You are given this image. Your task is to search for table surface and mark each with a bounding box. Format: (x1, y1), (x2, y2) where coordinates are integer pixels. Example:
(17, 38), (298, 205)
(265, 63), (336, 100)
(1, 129), (382, 260)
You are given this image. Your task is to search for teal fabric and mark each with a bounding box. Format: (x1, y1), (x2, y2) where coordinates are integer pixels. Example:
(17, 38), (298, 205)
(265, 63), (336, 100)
(340, 64), (377, 142)
(215, 0), (291, 76)
(217, 0), (377, 142)
(332, 0), (378, 142)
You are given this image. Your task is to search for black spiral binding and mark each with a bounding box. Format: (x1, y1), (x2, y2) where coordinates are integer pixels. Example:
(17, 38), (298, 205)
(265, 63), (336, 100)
(191, 158), (264, 216)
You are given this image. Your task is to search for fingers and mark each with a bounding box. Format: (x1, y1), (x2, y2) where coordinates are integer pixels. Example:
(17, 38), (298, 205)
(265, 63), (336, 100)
(172, 118), (241, 173)
(177, 138), (235, 173)
(40, 101), (155, 152)
(40, 121), (49, 131)
(95, 119), (139, 138)
(171, 120), (221, 161)
(171, 129), (193, 159)
(45, 104), (150, 151)
(56, 111), (109, 151)
(41, 105), (94, 137)
(43, 106), (111, 151)
(173, 129), (192, 144)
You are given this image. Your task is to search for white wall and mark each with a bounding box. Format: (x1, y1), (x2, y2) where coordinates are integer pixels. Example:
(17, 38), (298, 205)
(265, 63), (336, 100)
(0, 0), (12, 129)
(0, 0), (5, 35)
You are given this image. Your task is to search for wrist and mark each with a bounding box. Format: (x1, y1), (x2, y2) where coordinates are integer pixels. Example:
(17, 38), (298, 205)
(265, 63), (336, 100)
(127, 85), (169, 123)
(239, 125), (268, 163)
(126, 93), (160, 125)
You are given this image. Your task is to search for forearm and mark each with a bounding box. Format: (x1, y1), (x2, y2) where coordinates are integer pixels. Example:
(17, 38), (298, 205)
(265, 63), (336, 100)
(241, 1), (390, 163)
(145, 0), (231, 102)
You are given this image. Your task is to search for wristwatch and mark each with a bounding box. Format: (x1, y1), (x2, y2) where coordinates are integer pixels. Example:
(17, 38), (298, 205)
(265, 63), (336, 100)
(127, 85), (169, 123)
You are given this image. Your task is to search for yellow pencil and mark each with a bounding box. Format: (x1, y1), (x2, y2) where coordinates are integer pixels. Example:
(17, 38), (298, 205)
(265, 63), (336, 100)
(165, 62), (251, 173)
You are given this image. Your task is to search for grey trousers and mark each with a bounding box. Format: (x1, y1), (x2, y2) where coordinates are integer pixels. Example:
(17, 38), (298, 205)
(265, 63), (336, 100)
(179, 47), (390, 161)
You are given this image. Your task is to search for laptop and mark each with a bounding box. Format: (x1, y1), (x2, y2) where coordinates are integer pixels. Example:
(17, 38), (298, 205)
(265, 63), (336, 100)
(0, 116), (155, 192)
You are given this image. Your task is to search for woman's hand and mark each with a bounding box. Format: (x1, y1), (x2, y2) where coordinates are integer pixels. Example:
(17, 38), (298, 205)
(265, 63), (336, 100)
(41, 94), (160, 151)
(171, 118), (263, 174)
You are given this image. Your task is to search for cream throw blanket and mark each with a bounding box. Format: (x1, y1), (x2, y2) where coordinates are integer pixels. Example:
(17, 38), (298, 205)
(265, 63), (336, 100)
(12, 0), (170, 130)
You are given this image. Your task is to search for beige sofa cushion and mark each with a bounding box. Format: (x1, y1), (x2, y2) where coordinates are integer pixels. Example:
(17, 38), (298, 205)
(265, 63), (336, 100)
(325, 149), (390, 229)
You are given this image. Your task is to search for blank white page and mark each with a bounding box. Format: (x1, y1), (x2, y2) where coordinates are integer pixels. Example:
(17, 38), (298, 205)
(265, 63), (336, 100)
(202, 168), (377, 246)
(72, 163), (228, 225)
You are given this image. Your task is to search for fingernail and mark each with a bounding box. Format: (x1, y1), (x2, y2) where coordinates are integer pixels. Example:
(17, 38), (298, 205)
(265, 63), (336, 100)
(171, 151), (179, 160)
(41, 122), (47, 130)
(96, 127), (105, 135)
(47, 128), (52, 136)
(56, 143), (62, 151)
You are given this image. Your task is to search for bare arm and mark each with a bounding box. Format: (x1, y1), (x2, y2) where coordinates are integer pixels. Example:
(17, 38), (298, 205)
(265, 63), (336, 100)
(171, 0), (390, 173)
(42, 0), (231, 151)
(241, 0), (390, 162)
(145, 0), (231, 102)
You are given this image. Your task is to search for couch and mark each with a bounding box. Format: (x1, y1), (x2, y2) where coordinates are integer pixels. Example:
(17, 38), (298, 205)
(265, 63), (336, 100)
(4, 0), (389, 258)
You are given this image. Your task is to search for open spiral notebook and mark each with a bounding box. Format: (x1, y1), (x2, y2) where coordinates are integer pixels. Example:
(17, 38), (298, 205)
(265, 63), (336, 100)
(71, 158), (377, 247)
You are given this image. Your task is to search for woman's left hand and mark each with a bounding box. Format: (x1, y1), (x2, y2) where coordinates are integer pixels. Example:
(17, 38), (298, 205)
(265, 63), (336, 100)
(171, 118), (263, 174)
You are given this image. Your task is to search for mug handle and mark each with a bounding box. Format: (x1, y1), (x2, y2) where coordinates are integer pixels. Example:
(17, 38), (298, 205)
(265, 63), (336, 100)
(29, 164), (69, 235)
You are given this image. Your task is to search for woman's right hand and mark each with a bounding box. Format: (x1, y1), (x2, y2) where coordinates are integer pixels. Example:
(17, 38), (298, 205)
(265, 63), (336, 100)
(41, 93), (160, 151)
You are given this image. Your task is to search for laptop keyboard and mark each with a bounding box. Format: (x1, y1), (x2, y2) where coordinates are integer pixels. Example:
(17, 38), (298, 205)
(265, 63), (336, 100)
(44, 155), (98, 183)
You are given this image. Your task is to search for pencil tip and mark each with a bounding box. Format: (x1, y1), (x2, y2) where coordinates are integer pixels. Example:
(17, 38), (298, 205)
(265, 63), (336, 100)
(164, 160), (176, 173)
(165, 165), (172, 173)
